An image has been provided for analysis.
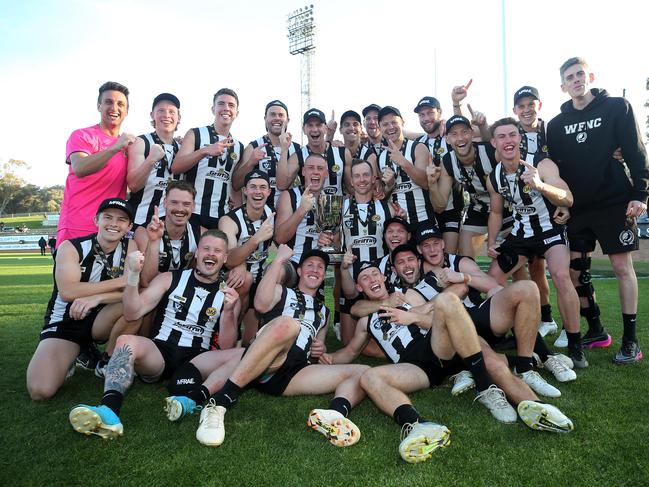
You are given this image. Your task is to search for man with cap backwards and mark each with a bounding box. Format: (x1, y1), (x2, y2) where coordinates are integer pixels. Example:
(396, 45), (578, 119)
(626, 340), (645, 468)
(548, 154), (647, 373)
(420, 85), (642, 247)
(127, 93), (182, 227)
(428, 115), (508, 258)
(547, 57), (649, 365)
(172, 88), (244, 229)
(414, 220), (576, 389)
(27, 198), (140, 401)
(376, 106), (433, 224)
(485, 117), (585, 368)
(68, 228), (240, 440)
(232, 100), (301, 210)
(415, 96), (465, 254)
(321, 259), (573, 463)
(58, 81), (135, 245)
(182, 244), (368, 448)
(510, 86), (562, 339)
(276, 108), (353, 195)
(218, 170), (275, 344)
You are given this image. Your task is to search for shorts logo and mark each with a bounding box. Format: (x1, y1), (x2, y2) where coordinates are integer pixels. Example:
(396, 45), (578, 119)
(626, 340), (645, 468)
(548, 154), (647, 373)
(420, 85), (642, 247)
(619, 229), (635, 245)
(543, 234), (562, 245)
(576, 132), (587, 143)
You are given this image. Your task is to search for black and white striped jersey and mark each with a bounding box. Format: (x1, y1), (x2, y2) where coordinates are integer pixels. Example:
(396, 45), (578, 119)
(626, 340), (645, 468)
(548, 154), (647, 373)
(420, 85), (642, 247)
(378, 139), (433, 223)
(249, 136), (300, 209)
(286, 187), (320, 264)
(184, 125), (244, 222)
(296, 144), (346, 195)
(151, 269), (226, 351)
(128, 132), (181, 226)
(342, 197), (390, 277)
(519, 119), (549, 165)
(416, 254), (483, 309)
(261, 287), (329, 357)
(43, 234), (129, 328)
(366, 299), (427, 364)
(376, 254), (399, 292)
(442, 142), (497, 213)
(419, 134), (464, 213)
(489, 155), (558, 238)
(157, 215), (202, 272)
(224, 204), (273, 282)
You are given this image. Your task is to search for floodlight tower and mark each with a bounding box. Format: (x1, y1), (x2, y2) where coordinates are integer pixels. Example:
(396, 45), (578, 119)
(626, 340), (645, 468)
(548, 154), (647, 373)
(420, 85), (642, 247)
(287, 5), (316, 132)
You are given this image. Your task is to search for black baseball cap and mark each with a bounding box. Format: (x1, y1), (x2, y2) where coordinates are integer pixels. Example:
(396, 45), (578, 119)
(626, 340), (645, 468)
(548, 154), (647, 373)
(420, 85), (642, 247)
(391, 243), (419, 262)
(298, 248), (330, 267)
(96, 198), (134, 222)
(303, 108), (326, 125)
(362, 104), (381, 117)
(513, 86), (540, 105)
(265, 99), (289, 116)
(152, 93), (180, 110)
(244, 170), (271, 186)
(378, 106), (402, 122)
(414, 96), (441, 113)
(415, 220), (443, 244)
(383, 217), (411, 236)
(355, 260), (381, 280)
(340, 110), (361, 125)
(445, 115), (472, 133)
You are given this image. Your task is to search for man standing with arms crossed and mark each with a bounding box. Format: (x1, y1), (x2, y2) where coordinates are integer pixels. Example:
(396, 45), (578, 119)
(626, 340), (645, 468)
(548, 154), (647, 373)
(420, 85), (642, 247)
(58, 82), (135, 245)
(547, 57), (649, 364)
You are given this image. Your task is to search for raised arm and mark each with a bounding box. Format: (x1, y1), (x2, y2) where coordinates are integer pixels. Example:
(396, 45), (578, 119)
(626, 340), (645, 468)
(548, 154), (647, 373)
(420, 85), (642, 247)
(126, 138), (165, 192)
(69, 133), (136, 178)
(528, 159), (573, 208)
(254, 244), (292, 313)
(122, 250), (173, 321)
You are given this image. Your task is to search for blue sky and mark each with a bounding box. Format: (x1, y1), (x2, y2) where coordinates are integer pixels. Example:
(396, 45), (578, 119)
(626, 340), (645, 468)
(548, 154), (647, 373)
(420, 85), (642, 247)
(1, 0), (647, 186)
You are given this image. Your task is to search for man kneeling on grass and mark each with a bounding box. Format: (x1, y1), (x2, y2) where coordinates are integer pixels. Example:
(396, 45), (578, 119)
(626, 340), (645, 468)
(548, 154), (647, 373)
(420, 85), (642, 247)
(321, 262), (573, 464)
(165, 244), (369, 448)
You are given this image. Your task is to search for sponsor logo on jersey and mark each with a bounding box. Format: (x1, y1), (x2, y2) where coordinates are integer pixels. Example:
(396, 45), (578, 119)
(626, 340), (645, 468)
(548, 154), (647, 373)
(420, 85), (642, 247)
(515, 205), (537, 215)
(206, 168), (231, 181)
(353, 236), (377, 246)
(322, 186), (338, 195)
(395, 182), (412, 192)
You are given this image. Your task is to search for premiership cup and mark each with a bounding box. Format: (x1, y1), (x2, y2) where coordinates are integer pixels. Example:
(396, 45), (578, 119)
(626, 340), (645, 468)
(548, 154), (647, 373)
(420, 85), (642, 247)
(315, 194), (344, 264)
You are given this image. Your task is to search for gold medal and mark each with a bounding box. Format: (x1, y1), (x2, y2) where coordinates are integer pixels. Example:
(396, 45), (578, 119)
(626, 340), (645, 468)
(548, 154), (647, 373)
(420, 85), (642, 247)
(523, 185), (531, 194)
(111, 266), (120, 275)
(436, 147), (445, 155)
(230, 152), (238, 161)
(206, 307), (216, 316)
(542, 145), (548, 154)
(331, 164), (340, 173)
(371, 214), (381, 222)
(298, 313), (305, 321)
(185, 252), (194, 262)
(219, 281), (226, 290)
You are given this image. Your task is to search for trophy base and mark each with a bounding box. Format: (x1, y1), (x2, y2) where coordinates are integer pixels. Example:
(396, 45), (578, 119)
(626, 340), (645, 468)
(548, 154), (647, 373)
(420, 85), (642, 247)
(319, 247), (345, 265)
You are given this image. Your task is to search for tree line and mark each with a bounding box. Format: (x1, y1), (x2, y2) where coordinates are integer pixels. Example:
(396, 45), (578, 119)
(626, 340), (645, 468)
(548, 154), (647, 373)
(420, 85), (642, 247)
(0, 159), (63, 216)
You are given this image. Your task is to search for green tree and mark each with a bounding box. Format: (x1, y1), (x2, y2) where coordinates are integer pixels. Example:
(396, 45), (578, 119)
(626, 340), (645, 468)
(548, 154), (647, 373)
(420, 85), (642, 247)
(0, 159), (28, 216)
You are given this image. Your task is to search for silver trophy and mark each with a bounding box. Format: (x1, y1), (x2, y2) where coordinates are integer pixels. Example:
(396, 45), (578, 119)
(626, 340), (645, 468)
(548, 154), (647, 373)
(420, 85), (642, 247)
(315, 194), (344, 264)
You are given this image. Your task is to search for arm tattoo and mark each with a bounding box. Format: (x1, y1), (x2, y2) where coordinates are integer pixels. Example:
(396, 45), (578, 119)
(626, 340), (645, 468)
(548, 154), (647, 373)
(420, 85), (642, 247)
(103, 345), (135, 394)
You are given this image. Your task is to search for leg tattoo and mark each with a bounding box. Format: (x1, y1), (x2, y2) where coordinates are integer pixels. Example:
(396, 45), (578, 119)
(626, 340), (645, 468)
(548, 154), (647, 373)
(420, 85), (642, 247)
(104, 345), (135, 394)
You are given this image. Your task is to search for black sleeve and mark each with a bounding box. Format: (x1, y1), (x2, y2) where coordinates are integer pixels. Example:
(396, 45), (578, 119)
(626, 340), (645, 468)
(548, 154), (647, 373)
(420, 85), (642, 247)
(615, 99), (649, 204)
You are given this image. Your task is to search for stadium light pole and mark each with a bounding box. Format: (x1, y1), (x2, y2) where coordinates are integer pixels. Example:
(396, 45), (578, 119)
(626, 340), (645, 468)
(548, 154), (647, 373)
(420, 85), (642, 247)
(287, 5), (316, 143)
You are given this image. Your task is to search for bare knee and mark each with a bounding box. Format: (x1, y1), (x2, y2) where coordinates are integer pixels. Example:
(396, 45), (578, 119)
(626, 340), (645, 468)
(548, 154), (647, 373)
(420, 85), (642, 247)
(433, 293), (462, 318)
(27, 379), (58, 401)
(266, 316), (300, 342)
(359, 367), (388, 394)
(610, 256), (634, 280)
(510, 280), (539, 302)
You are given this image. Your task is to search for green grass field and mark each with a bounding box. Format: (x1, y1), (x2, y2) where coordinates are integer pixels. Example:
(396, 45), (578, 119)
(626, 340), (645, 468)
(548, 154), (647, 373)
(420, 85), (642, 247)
(1, 253), (648, 486)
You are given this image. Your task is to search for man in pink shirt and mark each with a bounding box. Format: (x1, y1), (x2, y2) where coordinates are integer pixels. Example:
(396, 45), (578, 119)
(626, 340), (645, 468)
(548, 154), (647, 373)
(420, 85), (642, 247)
(58, 81), (136, 246)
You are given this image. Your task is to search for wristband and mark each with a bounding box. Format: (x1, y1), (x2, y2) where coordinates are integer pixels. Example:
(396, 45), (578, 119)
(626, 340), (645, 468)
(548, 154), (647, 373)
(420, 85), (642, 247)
(461, 273), (471, 284)
(127, 271), (140, 287)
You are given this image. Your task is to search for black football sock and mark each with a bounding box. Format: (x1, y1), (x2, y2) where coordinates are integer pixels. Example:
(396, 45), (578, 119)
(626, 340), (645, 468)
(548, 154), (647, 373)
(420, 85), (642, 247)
(329, 397), (352, 417)
(463, 351), (493, 392)
(393, 404), (425, 428)
(101, 390), (124, 416)
(622, 313), (637, 342)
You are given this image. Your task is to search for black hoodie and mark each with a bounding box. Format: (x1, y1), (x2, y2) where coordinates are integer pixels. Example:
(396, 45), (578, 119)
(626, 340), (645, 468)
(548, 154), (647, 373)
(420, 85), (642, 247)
(547, 88), (649, 213)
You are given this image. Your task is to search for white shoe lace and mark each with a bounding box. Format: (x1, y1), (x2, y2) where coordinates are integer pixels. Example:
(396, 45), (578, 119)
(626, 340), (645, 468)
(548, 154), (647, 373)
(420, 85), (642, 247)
(202, 400), (224, 428)
(475, 385), (509, 410)
(400, 422), (416, 442)
(545, 355), (569, 374)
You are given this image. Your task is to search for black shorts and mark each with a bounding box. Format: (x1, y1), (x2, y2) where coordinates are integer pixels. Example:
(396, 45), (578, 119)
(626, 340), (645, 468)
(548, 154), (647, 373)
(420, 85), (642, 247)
(435, 209), (462, 234)
(39, 306), (104, 346)
(497, 228), (567, 270)
(146, 339), (204, 381)
(568, 203), (639, 255)
(253, 343), (309, 396)
(463, 206), (513, 233)
(400, 331), (464, 387)
(466, 299), (502, 346)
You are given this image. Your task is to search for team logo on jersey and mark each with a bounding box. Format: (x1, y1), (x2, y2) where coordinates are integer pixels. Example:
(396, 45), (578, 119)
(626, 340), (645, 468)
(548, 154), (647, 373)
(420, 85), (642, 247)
(206, 168), (231, 181)
(206, 307), (217, 316)
(371, 214), (381, 222)
(619, 229), (636, 246)
(344, 219), (353, 228)
(576, 132), (587, 143)
(331, 164), (341, 173)
(262, 160), (272, 171)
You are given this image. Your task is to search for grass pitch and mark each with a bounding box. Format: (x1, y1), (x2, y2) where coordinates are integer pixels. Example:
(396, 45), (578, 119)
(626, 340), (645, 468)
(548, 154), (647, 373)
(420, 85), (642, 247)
(1, 253), (648, 486)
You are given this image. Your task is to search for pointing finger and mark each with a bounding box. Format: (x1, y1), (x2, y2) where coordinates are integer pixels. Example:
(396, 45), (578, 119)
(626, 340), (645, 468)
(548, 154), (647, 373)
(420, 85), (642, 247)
(467, 104), (475, 117)
(464, 78), (473, 90)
